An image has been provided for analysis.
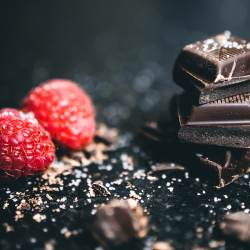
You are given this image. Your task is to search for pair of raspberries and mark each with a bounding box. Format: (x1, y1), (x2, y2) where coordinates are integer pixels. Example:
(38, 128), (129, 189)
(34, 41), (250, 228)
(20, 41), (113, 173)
(0, 79), (95, 178)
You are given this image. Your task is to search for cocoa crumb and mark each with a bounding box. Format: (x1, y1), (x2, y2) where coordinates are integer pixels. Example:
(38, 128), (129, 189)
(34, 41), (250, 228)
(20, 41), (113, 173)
(3, 201), (9, 209)
(126, 182), (133, 189)
(129, 190), (141, 200)
(88, 187), (96, 197)
(16, 200), (31, 211)
(113, 179), (122, 185)
(40, 186), (59, 192)
(95, 123), (119, 145)
(152, 241), (175, 250)
(28, 198), (43, 206)
(46, 194), (53, 200)
(14, 211), (24, 221)
(92, 180), (111, 196)
(3, 223), (14, 232)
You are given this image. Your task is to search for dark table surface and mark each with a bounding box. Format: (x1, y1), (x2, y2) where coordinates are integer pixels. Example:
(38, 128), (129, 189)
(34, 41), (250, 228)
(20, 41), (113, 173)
(1, 1), (250, 249)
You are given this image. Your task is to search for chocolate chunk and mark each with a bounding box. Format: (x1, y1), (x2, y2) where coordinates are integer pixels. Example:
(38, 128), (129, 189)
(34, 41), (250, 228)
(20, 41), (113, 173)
(173, 31), (250, 104)
(89, 199), (148, 249)
(184, 144), (250, 188)
(178, 94), (250, 148)
(92, 180), (111, 196)
(139, 122), (250, 188)
(219, 212), (250, 242)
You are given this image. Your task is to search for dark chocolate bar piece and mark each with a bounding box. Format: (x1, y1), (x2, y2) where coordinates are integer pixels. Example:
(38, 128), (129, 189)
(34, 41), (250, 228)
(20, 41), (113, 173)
(219, 212), (250, 242)
(173, 31), (250, 104)
(139, 122), (250, 188)
(178, 94), (250, 148)
(185, 145), (250, 188)
(89, 199), (148, 249)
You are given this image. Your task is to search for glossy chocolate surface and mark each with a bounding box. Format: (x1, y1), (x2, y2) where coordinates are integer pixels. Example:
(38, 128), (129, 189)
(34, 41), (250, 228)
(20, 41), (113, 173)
(179, 93), (250, 126)
(174, 31), (250, 85)
(178, 94), (250, 148)
(187, 145), (250, 188)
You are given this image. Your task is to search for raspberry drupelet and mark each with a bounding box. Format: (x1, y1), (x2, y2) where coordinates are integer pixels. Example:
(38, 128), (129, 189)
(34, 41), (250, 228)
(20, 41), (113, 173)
(21, 79), (96, 150)
(0, 109), (55, 178)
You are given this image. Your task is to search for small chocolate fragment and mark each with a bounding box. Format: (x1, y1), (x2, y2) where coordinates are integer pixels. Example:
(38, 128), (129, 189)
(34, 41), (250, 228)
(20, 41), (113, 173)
(92, 180), (111, 196)
(152, 241), (175, 250)
(147, 163), (185, 176)
(219, 212), (250, 243)
(139, 121), (250, 188)
(89, 199), (148, 249)
(185, 144), (250, 188)
(178, 94), (250, 148)
(173, 31), (250, 104)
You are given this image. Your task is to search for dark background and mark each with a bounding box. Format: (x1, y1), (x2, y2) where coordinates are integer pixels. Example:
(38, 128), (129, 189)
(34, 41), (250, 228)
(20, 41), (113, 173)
(1, 0), (250, 129)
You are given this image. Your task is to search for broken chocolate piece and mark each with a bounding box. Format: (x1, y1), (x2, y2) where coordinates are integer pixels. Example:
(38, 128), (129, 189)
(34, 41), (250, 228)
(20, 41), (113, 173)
(173, 31), (250, 104)
(219, 212), (250, 243)
(139, 121), (250, 188)
(147, 163), (185, 176)
(185, 144), (250, 188)
(89, 199), (148, 249)
(178, 93), (250, 148)
(92, 180), (111, 196)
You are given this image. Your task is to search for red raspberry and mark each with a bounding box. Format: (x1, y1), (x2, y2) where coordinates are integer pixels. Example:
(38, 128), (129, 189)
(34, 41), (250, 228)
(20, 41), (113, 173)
(21, 79), (96, 150)
(0, 109), (55, 178)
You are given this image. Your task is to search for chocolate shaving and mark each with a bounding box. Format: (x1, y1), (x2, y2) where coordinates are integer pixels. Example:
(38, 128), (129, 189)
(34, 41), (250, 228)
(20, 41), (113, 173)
(16, 200), (31, 211)
(92, 180), (110, 196)
(147, 163), (185, 176)
(3, 223), (14, 233)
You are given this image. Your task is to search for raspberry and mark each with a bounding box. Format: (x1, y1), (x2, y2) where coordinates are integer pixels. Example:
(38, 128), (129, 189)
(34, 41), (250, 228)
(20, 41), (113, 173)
(0, 109), (55, 178)
(21, 79), (96, 150)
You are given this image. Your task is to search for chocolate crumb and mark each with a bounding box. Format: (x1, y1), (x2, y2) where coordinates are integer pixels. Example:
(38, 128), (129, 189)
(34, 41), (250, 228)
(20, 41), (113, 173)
(16, 200), (31, 211)
(3, 223), (14, 233)
(28, 198), (43, 206)
(126, 182), (133, 189)
(88, 187), (96, 197)
(113, 179), (122, 185)
(92, 180), (111, 196)
(61, 156), (81, 167)
(2, 201), (9, 209)
(129, 190), (141, 200)
(147, 176), (159, 181)
(44, 239), (55, 250)
(46, 194), (53, 200)
(95, 123), (119, 145)
(40, 186), (59, 192)
(33, 213), (42, 223)
(14, 211), (24, 221)
(152, 241), (175, 250)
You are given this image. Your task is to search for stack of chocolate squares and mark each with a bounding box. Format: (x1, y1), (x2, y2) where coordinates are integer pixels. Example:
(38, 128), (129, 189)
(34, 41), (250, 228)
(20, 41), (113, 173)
(173, 31), (250, 188)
